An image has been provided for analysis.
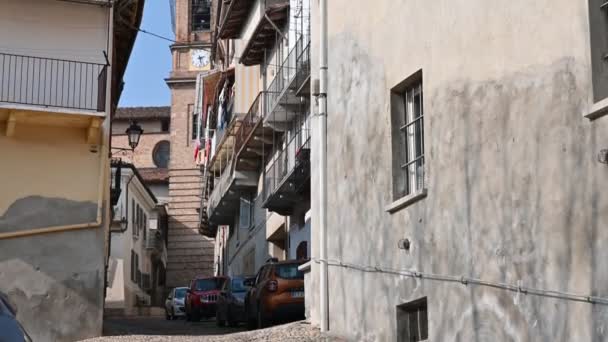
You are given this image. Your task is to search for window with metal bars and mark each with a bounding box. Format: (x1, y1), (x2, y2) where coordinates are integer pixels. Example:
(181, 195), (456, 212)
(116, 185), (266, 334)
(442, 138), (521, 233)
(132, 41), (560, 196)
(589, 0), (608, 102)
(396, 297), (428, 341)
(391, 71), (424, 200)
(191, 0), (212, 31)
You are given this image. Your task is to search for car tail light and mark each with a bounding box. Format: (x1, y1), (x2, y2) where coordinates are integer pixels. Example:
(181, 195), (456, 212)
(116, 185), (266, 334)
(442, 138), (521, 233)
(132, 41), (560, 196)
(266, 280), (278, 292)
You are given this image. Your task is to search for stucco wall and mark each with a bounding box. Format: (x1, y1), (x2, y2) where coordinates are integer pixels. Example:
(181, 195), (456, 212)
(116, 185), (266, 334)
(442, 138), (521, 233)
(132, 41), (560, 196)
(0, 122), (106, 341)
(0, 0), (107, 64)
(308, 0), (608, 341)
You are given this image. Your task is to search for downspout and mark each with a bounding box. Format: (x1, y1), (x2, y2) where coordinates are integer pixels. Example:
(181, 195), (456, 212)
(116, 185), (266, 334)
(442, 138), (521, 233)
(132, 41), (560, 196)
(318, 0), (329, 333)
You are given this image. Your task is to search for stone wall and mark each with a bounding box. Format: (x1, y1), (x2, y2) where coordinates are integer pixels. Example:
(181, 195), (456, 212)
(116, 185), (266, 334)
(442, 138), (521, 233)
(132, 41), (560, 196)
(308, 0), (608, 340)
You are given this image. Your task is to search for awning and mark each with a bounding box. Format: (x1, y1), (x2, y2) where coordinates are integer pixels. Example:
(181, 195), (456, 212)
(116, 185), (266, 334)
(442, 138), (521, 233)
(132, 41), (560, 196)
(239, 3), (289, 66)
(217, 0), (256, 39)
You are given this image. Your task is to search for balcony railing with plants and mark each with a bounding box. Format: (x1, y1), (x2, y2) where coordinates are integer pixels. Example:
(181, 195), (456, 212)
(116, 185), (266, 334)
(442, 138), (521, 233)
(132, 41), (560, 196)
(0, 52), (107, 112)
(263, 119), (311, 203)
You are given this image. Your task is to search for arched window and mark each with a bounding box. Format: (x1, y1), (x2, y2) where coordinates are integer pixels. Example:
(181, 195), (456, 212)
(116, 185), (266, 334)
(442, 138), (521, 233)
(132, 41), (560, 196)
(296, 241), (308, 260)
(153, 141), (170, 168)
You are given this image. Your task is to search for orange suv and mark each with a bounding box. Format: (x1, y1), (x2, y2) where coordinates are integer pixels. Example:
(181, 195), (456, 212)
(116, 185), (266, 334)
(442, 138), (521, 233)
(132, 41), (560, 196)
(244, 259), (306, 329)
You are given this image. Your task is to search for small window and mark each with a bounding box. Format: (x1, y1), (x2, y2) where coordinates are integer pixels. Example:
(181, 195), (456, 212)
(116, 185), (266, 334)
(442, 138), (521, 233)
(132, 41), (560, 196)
(391, 71), (425, 200)
(143, 213), (147, 241)
(239, 197), (252, 229)
(161, 119), (170, 132)
(153, 141), (170, 168)
(589, 1), (608, 102)
(397, 297), (428, 341)
(192, 112), (199, 140)
(191, 0), (211, 31)
(131, 199), (135, 236)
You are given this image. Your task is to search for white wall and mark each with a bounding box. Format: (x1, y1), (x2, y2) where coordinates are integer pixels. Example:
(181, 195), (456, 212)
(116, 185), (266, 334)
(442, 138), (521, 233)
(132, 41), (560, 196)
(0, 0), (108, 64)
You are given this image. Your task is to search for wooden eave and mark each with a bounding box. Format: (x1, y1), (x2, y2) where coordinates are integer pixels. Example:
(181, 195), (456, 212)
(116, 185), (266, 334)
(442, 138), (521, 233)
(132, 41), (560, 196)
(217, 0), (256, 39)
(239, 3), (289, 66)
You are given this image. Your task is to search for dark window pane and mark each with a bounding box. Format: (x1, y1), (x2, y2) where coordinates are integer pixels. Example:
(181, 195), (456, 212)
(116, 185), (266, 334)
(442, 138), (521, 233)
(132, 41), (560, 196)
(192, 0), (211, 31)
(194, 278), (226, 291)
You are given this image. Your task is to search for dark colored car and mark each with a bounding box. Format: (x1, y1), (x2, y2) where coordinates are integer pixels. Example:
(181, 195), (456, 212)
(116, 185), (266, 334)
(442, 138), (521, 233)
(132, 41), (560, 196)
(244, 259), (306, 329)
(185, 276), (227, 321)
(215, 275), (253, 327)
(0, 292), (32, 342)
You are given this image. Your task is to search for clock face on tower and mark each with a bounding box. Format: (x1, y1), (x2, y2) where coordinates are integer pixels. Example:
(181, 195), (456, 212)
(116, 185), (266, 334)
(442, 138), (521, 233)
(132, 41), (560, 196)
(191, 49), (210, 69)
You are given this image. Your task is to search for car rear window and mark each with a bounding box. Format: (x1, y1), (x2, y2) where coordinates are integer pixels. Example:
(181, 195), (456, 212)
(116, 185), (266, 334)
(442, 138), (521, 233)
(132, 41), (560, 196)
(194, 278), (225, 291)
(175, 288), (187, 298)
(231, 278), (249, 293)
(275, 263), (304, 280)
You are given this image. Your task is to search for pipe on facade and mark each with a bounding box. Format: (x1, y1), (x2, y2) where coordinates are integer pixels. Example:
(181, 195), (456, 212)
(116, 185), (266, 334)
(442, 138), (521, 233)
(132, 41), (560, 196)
(318, 0), (329, 333)
(0, 145), (108, 240)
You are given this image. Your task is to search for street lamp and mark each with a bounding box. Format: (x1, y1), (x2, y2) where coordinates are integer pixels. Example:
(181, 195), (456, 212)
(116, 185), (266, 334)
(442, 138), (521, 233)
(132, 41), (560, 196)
(125, 120), (143, 150)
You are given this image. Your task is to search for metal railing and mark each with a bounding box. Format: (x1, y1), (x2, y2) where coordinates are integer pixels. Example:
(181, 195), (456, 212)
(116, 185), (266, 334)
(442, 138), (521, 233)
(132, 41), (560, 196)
(145, 230), (164, 251)
(293, 40), (310, 93)
(234, 91), (266, 154)
(0, 52), (107, 112)
(263, 122), (311, 202)
(207, 157), (235, 216)
(266, 36), (302, 111)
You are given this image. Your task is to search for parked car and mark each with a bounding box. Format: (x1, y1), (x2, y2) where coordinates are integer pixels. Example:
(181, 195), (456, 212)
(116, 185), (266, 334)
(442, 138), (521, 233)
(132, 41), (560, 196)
(0, 292), (32, 342)
(185, 276), (227, 321)
(244, 259), (306, 329)
(215, 275), (254, 327)
(165, 287), (188, 320)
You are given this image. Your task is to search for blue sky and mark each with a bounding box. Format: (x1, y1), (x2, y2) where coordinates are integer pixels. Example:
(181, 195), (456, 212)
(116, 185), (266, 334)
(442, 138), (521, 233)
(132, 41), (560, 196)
(119, 0), (173, 107)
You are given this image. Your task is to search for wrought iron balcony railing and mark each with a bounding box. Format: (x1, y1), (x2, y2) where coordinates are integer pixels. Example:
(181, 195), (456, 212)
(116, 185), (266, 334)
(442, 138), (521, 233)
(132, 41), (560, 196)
(234, 91), (266, 154)
(263, 121), (311, 205)
(0, 52), (107, 112)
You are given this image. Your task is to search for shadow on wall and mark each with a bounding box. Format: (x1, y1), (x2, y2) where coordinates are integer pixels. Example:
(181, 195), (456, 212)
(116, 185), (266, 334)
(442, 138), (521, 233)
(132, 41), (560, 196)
(0, 196), (105, 341)
(325, 32), (608, 341)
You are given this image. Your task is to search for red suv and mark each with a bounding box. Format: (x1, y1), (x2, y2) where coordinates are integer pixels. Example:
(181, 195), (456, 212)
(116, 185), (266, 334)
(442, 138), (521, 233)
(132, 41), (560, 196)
(185, 276), (227, 321)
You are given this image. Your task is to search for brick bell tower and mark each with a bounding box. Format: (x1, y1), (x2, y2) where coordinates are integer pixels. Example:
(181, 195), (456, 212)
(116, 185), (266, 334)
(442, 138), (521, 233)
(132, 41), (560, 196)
(165, 0), (214, 287)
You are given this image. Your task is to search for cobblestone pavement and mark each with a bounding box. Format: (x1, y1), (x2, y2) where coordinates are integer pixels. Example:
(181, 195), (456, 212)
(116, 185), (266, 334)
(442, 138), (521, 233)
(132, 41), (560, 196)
(80, 317), (345, 342)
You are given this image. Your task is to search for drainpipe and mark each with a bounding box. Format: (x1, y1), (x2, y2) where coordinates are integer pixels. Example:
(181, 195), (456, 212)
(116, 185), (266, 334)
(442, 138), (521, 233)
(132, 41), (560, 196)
(318, 0), (329, 333)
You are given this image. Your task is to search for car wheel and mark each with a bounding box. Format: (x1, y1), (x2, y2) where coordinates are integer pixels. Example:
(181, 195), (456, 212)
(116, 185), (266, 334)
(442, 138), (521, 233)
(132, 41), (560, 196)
(246, 306), (256, 330)
(226, 308), (236, 327)
(216, 310), (225, 327)
(257, 304), (268, 329)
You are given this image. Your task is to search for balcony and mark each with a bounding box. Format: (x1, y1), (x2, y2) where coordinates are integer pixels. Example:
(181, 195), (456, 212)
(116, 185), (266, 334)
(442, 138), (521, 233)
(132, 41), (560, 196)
(217, 0), (257, 39)
(264, 37), (310, 130)
(263, 122), (311, 215)
(239, 2), (290, 66)
(145, 229), (164, 253)
(0, 52), (107, 141)
(0, 52), (107, 112)
(207, 156), (258, 227)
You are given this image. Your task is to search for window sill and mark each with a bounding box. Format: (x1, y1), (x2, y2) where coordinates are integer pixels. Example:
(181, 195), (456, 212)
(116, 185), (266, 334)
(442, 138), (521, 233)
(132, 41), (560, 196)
(385, 189), (427, 214)
(585, 98), (608, 120)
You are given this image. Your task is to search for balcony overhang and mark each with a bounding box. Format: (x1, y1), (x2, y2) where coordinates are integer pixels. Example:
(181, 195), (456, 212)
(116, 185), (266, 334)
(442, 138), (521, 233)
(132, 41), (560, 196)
(0, 106), (104, 144)
(207, 170), (258, 226)
(263, 148), (311, 216)
(239, 3), (290, 66)
(235, 119), (275, 171)
(218, 0), (256, 39)
(208, 115), (244, 174)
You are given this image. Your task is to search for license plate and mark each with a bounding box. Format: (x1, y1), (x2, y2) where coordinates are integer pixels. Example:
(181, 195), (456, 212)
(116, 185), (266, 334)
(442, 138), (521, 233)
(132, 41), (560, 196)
(291, 291), (304, 298)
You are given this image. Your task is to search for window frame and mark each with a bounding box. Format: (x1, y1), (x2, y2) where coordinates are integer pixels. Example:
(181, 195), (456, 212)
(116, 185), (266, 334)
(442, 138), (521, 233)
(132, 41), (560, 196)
(191, 0), (212, 32)
(396, 297), (428, 341)
(388, 70), (427, 213)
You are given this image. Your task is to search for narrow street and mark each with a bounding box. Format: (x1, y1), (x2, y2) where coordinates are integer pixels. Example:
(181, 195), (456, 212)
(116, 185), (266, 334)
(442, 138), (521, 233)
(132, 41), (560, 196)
(80, 317), (344, 342)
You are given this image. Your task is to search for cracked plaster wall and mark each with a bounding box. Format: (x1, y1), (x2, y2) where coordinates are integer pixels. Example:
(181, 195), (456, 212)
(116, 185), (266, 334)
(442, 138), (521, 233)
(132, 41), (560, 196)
(308, 0), (608, 341)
